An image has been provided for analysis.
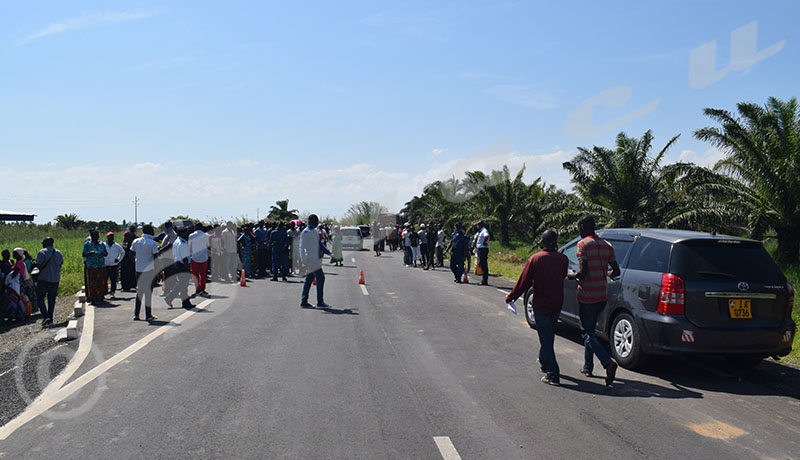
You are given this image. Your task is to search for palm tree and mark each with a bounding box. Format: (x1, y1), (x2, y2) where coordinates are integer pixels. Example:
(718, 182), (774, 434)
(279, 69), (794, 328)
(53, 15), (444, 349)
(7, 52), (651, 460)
(463, 165), (551, 247)
(267, 199), (299, 221)
(55, 213), (83, 230)
(401, 177), (466, 226)
(559, 130), (680, 229)
(692, 96), (800, 264)
(343, 201), (388, 225)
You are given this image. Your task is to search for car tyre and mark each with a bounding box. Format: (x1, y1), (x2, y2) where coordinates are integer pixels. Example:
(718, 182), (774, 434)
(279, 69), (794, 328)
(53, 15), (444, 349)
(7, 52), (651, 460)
(523, 287), (536, 329)
(610, 312), (647, 370)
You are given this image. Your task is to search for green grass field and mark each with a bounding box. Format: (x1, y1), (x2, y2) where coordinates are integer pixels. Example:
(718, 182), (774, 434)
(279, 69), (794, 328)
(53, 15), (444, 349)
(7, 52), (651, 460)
(0, 225), (91, 297)
(487, 238), (800, 366)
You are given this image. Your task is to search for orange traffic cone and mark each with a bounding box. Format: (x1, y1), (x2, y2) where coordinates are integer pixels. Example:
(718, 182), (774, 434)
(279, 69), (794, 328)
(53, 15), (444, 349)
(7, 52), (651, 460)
(240, 269), (246, 287)
(358, 269), (366, 285)
(462, 271), (469, 284)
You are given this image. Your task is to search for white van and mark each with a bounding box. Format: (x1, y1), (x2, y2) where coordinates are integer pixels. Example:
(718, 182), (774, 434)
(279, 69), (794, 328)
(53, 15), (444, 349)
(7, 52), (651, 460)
(341, 227), (364, 250)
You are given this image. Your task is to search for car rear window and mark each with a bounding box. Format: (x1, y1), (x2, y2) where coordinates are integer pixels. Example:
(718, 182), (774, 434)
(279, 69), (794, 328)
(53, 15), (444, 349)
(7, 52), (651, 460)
(342, 229), (361, 236)
(627, 237), (672, 272)
(671, 240), (782, 282)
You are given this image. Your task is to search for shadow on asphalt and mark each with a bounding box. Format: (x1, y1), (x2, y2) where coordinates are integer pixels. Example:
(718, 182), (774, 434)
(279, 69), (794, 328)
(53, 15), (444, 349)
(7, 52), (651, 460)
(319, 308), (359, 316)
(558, 375), (703, 399)
(548, 321), (800, 401)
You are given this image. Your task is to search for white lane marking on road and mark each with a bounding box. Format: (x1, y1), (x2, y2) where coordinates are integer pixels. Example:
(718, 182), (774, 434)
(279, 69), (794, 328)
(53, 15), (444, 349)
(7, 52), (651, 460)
(496, 289), (510, 295)
(351, 257), (356, 263)
(360, 284), (369, 296)
(45, 302), (96, 394)
(0, 299), (213, 440)
(434, 437), (462, 460)
(0, 366), (18, 379)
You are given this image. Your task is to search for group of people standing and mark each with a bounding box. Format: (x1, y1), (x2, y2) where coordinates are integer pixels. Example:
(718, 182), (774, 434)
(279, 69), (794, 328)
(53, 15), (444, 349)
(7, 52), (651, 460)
(2, 242), (64, 326)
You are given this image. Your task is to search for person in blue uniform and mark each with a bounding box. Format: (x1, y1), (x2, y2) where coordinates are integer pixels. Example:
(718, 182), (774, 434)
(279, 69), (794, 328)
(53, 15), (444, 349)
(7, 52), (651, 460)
(270, 223), (289, 281)
(449, 223), (469, 283)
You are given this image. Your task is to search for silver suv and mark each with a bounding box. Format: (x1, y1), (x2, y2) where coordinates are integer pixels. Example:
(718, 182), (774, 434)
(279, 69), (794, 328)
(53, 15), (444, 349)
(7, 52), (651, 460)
(524, 229), (795, 371)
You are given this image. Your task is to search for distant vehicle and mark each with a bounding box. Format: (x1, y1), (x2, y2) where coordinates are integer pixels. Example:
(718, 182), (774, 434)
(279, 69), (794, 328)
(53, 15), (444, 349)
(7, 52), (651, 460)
(341, 227), (364, 250)
(524, 228), (795, 372)
(377, 213), (399, 228)
(358, 225), (371, 238)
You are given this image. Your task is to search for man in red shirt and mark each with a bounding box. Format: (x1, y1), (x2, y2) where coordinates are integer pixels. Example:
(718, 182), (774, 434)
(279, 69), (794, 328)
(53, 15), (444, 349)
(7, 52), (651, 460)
(506, 230), (569, 386)
(567, 215), (621, 386)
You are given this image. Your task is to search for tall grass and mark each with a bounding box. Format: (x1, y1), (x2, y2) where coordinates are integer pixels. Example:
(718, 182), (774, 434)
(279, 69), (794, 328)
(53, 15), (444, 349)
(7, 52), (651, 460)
(0, 224), (95, 296)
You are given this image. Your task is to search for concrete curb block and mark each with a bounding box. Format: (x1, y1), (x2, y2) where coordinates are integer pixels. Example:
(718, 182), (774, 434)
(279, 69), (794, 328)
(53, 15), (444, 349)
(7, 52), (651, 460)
(57, 287), (87, 342)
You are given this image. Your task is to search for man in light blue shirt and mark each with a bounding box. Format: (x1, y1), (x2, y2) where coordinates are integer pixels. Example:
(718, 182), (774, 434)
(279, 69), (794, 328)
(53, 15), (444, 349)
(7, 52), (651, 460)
(130, 225), (160, 321)
(299, 214), (332, 308)
(165, 227), (194, 310)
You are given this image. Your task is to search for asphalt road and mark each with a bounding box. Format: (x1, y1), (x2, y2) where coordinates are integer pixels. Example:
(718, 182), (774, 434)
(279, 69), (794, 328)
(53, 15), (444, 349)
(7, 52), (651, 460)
(1, 246), (800, 459)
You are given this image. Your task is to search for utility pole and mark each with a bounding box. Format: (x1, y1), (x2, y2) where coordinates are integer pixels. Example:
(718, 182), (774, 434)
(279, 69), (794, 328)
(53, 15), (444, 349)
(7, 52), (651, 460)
(134, 196), (140, 225)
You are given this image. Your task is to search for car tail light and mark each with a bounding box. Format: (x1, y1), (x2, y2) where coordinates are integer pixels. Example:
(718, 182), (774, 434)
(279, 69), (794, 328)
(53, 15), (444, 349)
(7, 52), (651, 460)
(658, 273), (685, 315)
(787, 281), (795, 319)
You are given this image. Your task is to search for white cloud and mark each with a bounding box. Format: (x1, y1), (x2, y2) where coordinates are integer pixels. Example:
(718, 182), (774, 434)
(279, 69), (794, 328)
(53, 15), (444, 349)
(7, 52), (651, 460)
(485, 85), (558, 109)
(18, 10), (158, 46)
(431, 148), (446, 156)
(678, 147), (725, 168)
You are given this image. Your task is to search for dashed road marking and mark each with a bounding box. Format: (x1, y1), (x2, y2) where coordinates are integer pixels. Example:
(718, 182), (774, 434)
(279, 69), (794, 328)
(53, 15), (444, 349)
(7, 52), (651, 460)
(360, 285), (369, 296)
(434, 436), (462, 460)
(351, 257), (356, 263)
(0, 366), (18, 379)
(496, 289), (510, 295)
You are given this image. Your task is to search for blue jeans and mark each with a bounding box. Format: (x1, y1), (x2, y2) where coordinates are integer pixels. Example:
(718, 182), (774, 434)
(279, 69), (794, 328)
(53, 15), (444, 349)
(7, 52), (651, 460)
(302, 268), (325, 305)
(534, 310), (559, 379)
(36, 280), (59, 321)
(579, 301), (611, 373)
(403, 247), (413, 265)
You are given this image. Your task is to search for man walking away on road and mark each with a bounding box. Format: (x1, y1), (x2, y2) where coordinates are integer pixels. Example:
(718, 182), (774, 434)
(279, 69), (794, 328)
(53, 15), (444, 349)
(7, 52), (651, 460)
(35, 237), (63, 327)
(435, 224), (447, 267)
(189, 223), (211, 297)
(166, 228), (194, 309)
(506, 230), (569, 385)
(449, 223), (468, 283)
(300, 214), (332, 308)
(567, 215), (621, 386)
(221, 221), (239, 282)
(104, 232), (125, 299)
(476, 221), (490, 285)
(130, 225), (159, 322)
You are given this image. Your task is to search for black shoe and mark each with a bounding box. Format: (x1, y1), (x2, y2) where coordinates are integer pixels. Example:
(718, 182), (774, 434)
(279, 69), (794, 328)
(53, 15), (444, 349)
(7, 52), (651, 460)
(271, 277), (278, 281)
(316, 303), (332, 309)
(146, 315), (158, 321)
(605, 361), (618, 386)
(133, 317), (142, 321)
(479, 281), (488, 286)
(283, 277), (288, 281)
(300, 302), (314, 308)
(183, 302), (195, 309)
(454, 279), (461, 283)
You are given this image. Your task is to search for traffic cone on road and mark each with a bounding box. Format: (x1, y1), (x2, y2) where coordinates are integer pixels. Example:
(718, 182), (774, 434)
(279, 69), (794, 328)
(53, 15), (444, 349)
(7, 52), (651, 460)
(240, 269), (246, 287)
(358, 269), (366, 285)
(462, 271), (469, 284)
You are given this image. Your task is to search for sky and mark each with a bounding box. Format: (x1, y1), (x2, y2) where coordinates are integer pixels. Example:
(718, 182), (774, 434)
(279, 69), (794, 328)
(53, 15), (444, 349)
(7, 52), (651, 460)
(1, 1), (798, 225)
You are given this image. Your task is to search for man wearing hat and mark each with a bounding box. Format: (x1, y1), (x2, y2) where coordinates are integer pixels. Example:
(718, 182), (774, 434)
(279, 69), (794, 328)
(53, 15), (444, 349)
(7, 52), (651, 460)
(104, 232), (126, 299)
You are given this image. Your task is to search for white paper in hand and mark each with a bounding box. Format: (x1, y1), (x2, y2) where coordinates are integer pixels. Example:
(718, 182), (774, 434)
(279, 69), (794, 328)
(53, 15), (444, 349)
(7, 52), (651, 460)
(507, 300), (517, 315)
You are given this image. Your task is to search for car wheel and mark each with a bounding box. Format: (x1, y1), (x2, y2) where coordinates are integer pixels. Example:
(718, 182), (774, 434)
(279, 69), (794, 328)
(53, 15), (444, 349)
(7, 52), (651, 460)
(523, 288), (536, 329)
(610, 312), (646, 369)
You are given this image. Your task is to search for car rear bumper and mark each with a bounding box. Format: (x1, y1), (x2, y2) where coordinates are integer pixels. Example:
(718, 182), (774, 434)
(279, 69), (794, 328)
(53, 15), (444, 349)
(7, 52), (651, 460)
(638, 311), (795, 356)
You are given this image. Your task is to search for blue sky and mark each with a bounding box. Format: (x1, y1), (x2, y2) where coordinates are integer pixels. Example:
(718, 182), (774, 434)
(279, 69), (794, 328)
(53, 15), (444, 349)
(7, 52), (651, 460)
(1, 1), (797, 224)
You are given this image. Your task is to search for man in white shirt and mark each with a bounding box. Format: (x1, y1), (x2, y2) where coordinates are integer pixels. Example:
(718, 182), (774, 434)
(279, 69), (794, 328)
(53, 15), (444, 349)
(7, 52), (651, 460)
(166, 228), (194, 309)
(221, 221), (239, 282)
(103, 232), (126, 298)
(436, 225), (447, 267)
(130, 225), (160, 321)
(189, 223), (211, 297)
(476, 220), (490, 285)
(299, 214), (332, 308)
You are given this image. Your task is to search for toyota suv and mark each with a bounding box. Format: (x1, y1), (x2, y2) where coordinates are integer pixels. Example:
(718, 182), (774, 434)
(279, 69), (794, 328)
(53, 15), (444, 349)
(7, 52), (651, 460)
(523, 229), (795, 371)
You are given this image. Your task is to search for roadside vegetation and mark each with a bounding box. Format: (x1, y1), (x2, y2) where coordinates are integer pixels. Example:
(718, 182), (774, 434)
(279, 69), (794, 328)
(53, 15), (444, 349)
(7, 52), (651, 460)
(401, 96), (800, 365)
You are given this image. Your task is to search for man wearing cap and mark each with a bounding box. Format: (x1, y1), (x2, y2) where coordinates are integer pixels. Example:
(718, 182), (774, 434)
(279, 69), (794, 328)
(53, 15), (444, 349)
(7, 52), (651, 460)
(506, 230), (569, 386)
(34, 237), (64, 327)
(104, 232), (126, 299)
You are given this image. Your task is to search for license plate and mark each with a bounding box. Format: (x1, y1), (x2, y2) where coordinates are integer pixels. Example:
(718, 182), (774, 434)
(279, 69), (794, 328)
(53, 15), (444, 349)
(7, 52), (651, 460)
(728, 299), (752, 319)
